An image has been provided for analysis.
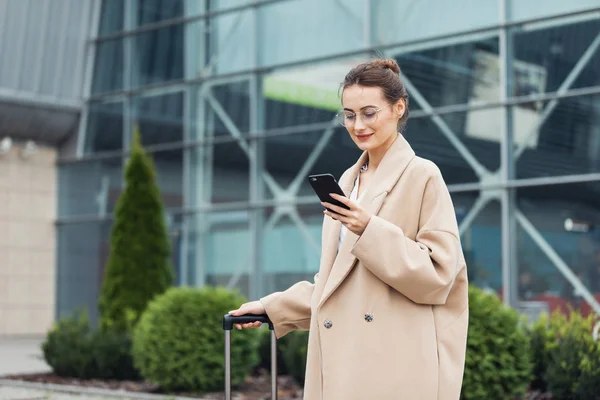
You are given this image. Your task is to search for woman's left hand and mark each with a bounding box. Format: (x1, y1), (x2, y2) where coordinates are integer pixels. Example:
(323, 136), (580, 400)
(322, 193), (372, 236)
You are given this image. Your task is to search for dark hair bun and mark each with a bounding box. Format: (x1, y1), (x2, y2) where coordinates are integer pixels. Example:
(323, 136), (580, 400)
(369, 58), (400, 74)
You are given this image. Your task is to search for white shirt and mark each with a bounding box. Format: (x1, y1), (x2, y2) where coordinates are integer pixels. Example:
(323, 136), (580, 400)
(338, 171), (366, 250)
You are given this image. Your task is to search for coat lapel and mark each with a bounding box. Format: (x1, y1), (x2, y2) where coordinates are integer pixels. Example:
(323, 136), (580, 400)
(317, 134), (416, 308)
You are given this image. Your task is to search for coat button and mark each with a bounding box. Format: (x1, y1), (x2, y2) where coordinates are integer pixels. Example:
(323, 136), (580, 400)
(324, 320), (332, 329)
(364, 313), (373, 322)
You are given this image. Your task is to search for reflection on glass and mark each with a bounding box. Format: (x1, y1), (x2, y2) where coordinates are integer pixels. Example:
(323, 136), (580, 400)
(262, 204), (323, 296)
(185, 211), (251, 296)
(150, 149), (183, 209)
(98, 0), (124, 36)
(191, 81), (251, 139)
(457, 195), (502, 294)
(135, 92), (184, 146)
(134, 25), (183, 87)
(513, 17), (600, 93)
(407, 106), (503, 184)
(517, 182), (600, 318)
(92, 39), (123, 94)
(85, 101), (124, 153)
(57, 221), (113, 325)
(187, 142), (250, 205)
(259, 0), (363, 66)
(514, 93), (600, 178)
(261, 128), (361, 199)
(394, 37), (500, 108)
(509, 1), (599, 24)
(373, 0), (499, 45)
(262, 58), (365, 130)
(137, 0), (183, 26)
(58, 158), (123, 218)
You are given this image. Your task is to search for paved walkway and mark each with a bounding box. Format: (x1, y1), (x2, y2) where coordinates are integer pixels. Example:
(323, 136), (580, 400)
(0, 337), (204, 399)
(0, 337), (50, 376)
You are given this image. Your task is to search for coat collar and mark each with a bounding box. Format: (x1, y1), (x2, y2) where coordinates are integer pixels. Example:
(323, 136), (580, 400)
(317, 134), (416, 308)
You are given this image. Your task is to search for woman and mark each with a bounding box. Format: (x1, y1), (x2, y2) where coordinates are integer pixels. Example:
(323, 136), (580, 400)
(229, 58), (469, 400)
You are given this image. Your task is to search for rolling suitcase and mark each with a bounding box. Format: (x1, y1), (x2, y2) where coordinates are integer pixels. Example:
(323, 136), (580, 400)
(223, 313), (277, 400)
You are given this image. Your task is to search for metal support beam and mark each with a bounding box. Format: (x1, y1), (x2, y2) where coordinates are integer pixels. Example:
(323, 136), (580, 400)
(247, 1), (265, 300)
(76, 0), (102, 158)
(499, 0), (518, 308)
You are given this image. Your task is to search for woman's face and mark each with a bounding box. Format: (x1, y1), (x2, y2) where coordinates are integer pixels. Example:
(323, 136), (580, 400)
(340, 85), (405, 152)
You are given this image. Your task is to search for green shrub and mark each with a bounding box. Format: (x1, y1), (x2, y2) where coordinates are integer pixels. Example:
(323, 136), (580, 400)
(461, 285), (532, 400)
(528, 311), (566, 392)
(545, 312), (600, 400)
(99, 128), (173, 333)
(281, 330), (309, 386)
(42, 310), (140, 380)
(132, 286), (261, 393)
(257, 327), (289, 375)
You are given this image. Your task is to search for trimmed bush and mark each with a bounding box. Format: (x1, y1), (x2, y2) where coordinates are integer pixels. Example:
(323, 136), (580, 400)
(132, 286), (261, 393)
(281, 330), (309, 386)
(528, 311), (566, 392)
(257, 327), (289, 375)
(544, 311), (600, 399)
(42, 310), (140, 380)
(99, 128), (173, 333)
(461, 285), (532, 400)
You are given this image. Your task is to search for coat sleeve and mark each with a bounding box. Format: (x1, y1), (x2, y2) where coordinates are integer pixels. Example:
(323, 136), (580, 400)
(351, 162), (464, 305)
(259, 272), (318, 338)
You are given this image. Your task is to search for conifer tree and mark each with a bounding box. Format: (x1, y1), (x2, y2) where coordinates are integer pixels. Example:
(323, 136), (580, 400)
(99, 127), (173, 332)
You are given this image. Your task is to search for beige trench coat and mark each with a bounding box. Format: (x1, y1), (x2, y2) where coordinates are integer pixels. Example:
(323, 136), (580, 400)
(261, 134), (468, 400)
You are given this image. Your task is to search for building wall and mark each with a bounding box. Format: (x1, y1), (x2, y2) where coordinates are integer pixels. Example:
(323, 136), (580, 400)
(0, 142), (56, 336)
(58, 0), (600, 323)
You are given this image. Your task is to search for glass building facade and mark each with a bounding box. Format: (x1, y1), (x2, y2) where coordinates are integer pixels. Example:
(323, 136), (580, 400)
(57, 0), (600, 324)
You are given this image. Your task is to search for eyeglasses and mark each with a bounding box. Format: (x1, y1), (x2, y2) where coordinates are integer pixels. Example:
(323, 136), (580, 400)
(336, 103), (391, 127)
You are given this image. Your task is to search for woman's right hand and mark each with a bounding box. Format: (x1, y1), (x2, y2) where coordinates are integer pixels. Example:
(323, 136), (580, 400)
(228, 301), (267, 330)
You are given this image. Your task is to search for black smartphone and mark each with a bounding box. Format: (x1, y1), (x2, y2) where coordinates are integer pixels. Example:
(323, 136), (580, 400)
(307, 173), (350, 212)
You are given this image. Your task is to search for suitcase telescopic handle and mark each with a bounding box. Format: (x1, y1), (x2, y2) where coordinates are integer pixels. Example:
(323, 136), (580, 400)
(222, 313), (277, 400)
(222, 313), (274, 330)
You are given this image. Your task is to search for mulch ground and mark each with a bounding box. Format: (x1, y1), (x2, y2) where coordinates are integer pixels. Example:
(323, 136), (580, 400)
(2, 371), (557, 399)
(1, 368), (303, 400)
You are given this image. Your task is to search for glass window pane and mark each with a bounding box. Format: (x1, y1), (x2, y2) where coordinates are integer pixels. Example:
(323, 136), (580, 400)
(262, 57), (368, 130)
(408, 107), (503, 184)
(517, 181), (600, 316)
(509, 0), (599, 22)
(185, 211), (251, 297)
(98, 0), (124, 36)
(373, 0), (499, 46)
(457, 194), (502, 294)
(392, 35), (500, 108)
(260, 128), (361, 200)
(513, 93), (600, 179)
(209, 0), (256, 12)
(136, 92), (184, 146)
(137, 0), (183, 26)
(201, 10), (253, 75)
(133, 25), (183, 88)
(92, 39), (124, 95)
(58, 158), (123, 218)
(262, 204), (323, 296)
(149, 148), (183, 209)
(512, 17), (600, 94)
(191, 81), (251, 139)
(260, 0), (363, 67)
(57, 221), (113, 325)
(187, 141), (250, 205)
(85, 101), (124, 153)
